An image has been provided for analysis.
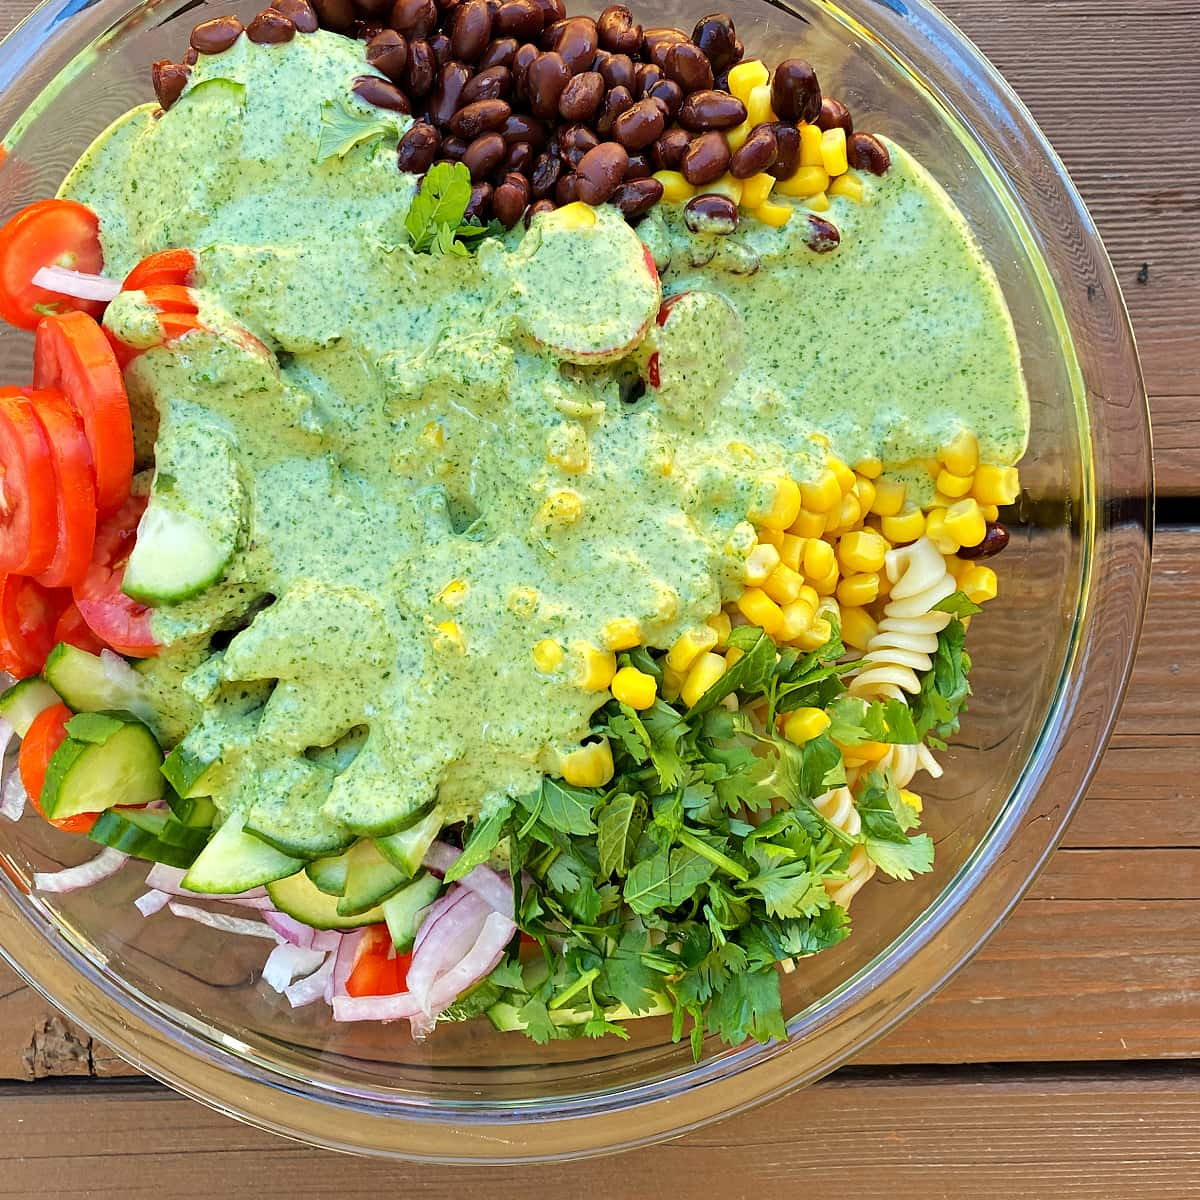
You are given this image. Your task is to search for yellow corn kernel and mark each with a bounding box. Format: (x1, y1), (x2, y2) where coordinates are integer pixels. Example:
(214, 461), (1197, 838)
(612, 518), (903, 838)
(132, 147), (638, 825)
(739, 172), (774, 210)
(764, 563), (805, 606)
(899, 787), (923, 815)
(729, 59), (770, 102)
(653, 170), (695, 203)
(546, 423), (589, 473)
(573, 642), (617, 691)
(854, 457), (883, 479)
(778, 598), (816, 641)
(960, 564), (999, 605)
(789, 507), (828, 538)
(795, 616), (832, 650)
(840, 605), (878, 652)
(611, 666), (657, 710)
(550, 202), (597, 229)
(776, 165), (830, 198)
(707, 610), (732, 648)
(745, 541), (782, 585)
(533, 638), (564, 673)
(536, 489), (583, 529)
(724, 644), (745, 668)
(752, 199), (792, 228)
(869, 477), (907, 518)
(433, 619), (465, 654)
(660, 663), (684, 701)
(828, 170), (864, 202)
(802, 537), (836, 580)
(798, 469), (841, 514)
(945, 554), (971, 582)
(794, 583), (817, 608)
(436, 579), (469, 608)
(943, 498), (987, 549)
(751, 474), (803, 530)
(853, 476), (876, 515)
(982, 504), (1000, 521)
(779, 533), (805, 573)
(507, 585), (539, 616)
(666, 625), (719, 673)
(881, 506), (925, 544)
(935, 467), (973, 499)
(601, 617), (641, 651)
(799, 122), (824, 167)
(560, 739), (614, 788)
(924, 507), (959, 554)
(736, 587), (785, 637)
(820, 126), (848, 177)
(805, 190), (830, 212)
(756, 526), (784, 552)
(782, 706), (831, 745)
(973, 464), (1020, 507)
(940, 429), (979, 476)
(422, 420), (445, 449)
(810, 563), (839, 596)
(827, 457), (856, 494)
(833, 492), (862, 532)
(836, 571), (880, 608)
(682, 652), (727, 708)
(838, 529), (889, 574)
(705, 173), (744, 205)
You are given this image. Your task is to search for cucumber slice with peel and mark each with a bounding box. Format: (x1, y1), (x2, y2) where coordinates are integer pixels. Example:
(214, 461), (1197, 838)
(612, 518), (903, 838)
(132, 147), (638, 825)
(374, 808), (442, 879)
(124, 506), (229, 606)
(89, 808), (209, 868)
(0, 677), (59, 736)
(42, 643), (149, 715)
(267, 869), (386, 930)
(181, 810), (302, 894)
(306, 850), (350, 896)
(381, 870), (441, 952)
(336, 839), (413, 917)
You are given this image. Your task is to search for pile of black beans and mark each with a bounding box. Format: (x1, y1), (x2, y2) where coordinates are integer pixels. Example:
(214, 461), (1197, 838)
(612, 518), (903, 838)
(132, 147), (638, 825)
(153, 2), (890, 231)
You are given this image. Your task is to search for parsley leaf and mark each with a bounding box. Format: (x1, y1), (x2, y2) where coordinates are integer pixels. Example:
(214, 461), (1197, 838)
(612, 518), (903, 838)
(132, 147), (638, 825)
(910, 618), (972, 747)
(624, 846), (715, 916)
(865, 834), (934, 880)
(317, 98), (391, 162)
(402, 161), (498, 256)
(826, 694), (918, 747)
(600, 928), (665, 1014)
(705, 967), (786, 1045)
(855, 769), (935, 881)
(739, 855), (829, 919)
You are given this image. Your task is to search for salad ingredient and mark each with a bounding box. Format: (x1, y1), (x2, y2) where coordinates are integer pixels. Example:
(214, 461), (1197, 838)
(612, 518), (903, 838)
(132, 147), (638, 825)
(121, 248), (197, 291)
(381, 871), (441, 951)
(267, 869), (389, 929)
(41, 642), (149, 716)
(89, 807), (208, 867)
(18, 702), (100, 832)
(0, 391), (58, 576)
(32, 845), (128, 893)
(0, 675), (59, 736)
(0, 576), (69, 679)
(29, 266), (121, 304)
(346, 926), (411, 997)
(181, 811), (303, 893)
(51, 603), (107, 654)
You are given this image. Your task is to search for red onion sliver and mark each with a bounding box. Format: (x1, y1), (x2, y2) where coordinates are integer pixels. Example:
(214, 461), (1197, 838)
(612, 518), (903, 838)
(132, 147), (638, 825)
(262, 942), (327, 993)
(214, 896), (275, 910)
(98, 651), (156, 722)
(424, 842), (513, 918)
(31, 265), (121, 302)
(34, 847), (128, 893)
(166, 901), (278, 939)
(264, 910), (315, 948)
(327, 928), (364, 1002)
(406, 890), (491, 1013)
(310, 929), (342, 953)
(286, 955), (335, 1008)
(331, 991), (422, 1023)
(412, 885), (469, 954)
(423, 841), (460, 875)
(424, 911), (516, 1016)
(134, 888), (171, 916)
(0, 765), (27, 823)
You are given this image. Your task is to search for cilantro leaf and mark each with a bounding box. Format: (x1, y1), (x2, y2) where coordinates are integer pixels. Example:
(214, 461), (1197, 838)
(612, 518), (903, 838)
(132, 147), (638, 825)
(444, 803), (510, 882)
(624, 846), (715, 916)
(934, 590), (984, 618)
(855, 769), (935, 880)
(404, 161), (473, 253)
(865, 833), (934, 880)
(687, 626), (776, 716)
(764, 733), (846, 809)
(317, 98), (391, 162)
(739, 854), (829, 919)
(518, 777), (598, 836)
(599, 929), (665, 1014)
(910, 618), (972, 745)
(826, 694), (918, 747)
(704, 968), (786, 1046)
(597, 791), (640, 877)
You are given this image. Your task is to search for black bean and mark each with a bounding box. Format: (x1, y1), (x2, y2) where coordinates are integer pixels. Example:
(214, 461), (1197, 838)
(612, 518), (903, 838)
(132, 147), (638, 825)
(611, 175), (662, 218)
(664, 42), (712, 92)
(685, 192), (737, 234)
(680, 129), (729, 184)
(462, 64), (511, 103)
(553, 16), (598, 74)
(390, 0), (436, 36)
(441, 134), (469, 159)
(847, 131), (890, 174)
(729, 123), (777, 177)
(429, 31), (452, 65)
(397, 121), (441, 172)
(493, 181), (526, 226)
(190, 15), (243, 53)
(647, 78), (682, 118)
(558, 71), (604, 120)
(558, 123), (598, 167)
(803, 213), (840, 252)
(352, 75), (412, 111)
(450, 97), (511, 136)
(538, 17), (565, 48)
(530, 151), (562, 196)
(272, 0), (319, 31)
(366, 29), (408, 78)
(642, 26), (686, 69)
(651, 127), (690, 170)
(404, 38), (437, 94)
(771, 58), (821, 124)
(555, 171), (579, 204)
(525, 51), (570, 117)
(478, 36), (518, 68)
(450, 0), (492, 60)
(247, 9), (296, 41)
(691, 12), (738, 71)
(766, 122), (800, 178)
(427, 62), (472, 125)
(500, 111), (547, 145)
(503, 140), (533, 172)
(493, 0), (542, 38)
(352, 20), (384, 41)
(596, 4), (640, 53)
(596, 84), (633, 136)
(957, 521), (1010, 559)
(612, 96), (664, 149)
(530, 0), (563, 25)
(624, 152), (651, 179)
(677, 89), (744, 131)
(312, 0), (354, 29)
(512, 41), (539, 95)
(151, 60), (190, 109)
(463, 131), (507, 178)
(599, 52), (635, 92)
(576, 140), (628, 204)
(465, 180), (493, 220)
(818, 97), (853, 135)
(634, 62), (663, 96)
(526, 198), (556, 224)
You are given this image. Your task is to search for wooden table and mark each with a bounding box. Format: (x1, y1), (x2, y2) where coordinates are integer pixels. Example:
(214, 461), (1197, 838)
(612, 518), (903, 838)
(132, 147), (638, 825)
(1, 1), (1197, 1194)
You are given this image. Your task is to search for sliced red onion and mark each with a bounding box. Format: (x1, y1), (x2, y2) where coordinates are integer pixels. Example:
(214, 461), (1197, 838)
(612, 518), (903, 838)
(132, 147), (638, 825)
(264, 910), (315, 948)
(134, 888), (171, 916)
(423, 841), (460, 875)
(214, 895), (275, 910)
(424, 841), (513, 918)
(0, 765), (27, 823)
(31, 265), (121, 302)
(412, 884), (469, 954)
(286, 954), (335, 1008)
(34, 847), (128, 893)
(0, 716), (14, 759)
(261, 942), (327, 993)
(423, 910), (516, 1016)
(310, 929), (342, 953)
(326, 927), (364, 1002)
(331, 991), (422, 1023)
(166, 901), (278, 940)
(145, 862), (266, 900)
(406, 890), (491, 1014)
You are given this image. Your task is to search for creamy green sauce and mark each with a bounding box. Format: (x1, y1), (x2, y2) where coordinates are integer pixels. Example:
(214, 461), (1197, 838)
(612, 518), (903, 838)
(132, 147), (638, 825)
(60, 32), (1028, 834)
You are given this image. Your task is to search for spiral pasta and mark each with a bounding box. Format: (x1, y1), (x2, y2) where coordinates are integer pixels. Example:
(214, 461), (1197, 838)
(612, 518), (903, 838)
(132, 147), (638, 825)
(814, 786), (876, 908)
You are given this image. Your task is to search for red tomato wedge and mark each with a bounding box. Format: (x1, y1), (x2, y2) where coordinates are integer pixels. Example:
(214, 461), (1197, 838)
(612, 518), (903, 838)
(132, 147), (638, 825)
(122, 248), (196, 292)
(72, 493), (158, 659)
(19, 703), (98, 833)
(0, 389), (58, 575)
(140, 284), (199, 315)
(0, 574), (71, 678)
(33, 310), (133, 516)
(158, 312), (205, 343)
(23, 389), (98, 590)
(0, 199), (105, 331)
(52, 600), (107, 655)
(346, 926), (412, 997)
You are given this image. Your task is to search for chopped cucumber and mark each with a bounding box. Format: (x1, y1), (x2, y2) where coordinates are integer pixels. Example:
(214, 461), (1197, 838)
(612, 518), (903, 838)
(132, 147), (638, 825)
(306, 850), (350, 896)
(89, 808), (209, 868)
(181, 810), (302, 893)
(40, 712), (165, 821)
(245, 757), (354, 859)
(380, 870), (440, 952)
(336, 839), (413, 917)
(167, 792), (217, 828)
(440, 978), (504, 1022)
(160, 744), (215, 799)
(267, 869), (386, 930)
(0, 677), (59, 736)
(374, 808), (442, 879)
(486, 995), (672, 1033)
(42, 643), (149, 716)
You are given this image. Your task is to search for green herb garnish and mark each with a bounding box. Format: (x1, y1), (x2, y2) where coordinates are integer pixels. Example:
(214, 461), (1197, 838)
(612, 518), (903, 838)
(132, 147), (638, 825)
(404, 161), (501, 256)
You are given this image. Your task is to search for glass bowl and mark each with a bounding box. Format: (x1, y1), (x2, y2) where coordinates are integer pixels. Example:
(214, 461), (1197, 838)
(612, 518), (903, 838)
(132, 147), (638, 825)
(0, 0), (1151, 1161)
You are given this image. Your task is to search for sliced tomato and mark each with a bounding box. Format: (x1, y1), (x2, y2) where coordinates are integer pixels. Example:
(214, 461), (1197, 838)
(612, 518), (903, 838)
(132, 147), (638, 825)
(0, 389), (58, 575)
(0, 199), (105, 331)
(346, 926), (412, 997)
(33, 310), (133, 515)
(122, 248), (196, 292)
(19, 703), (99, 833)
(0, 575), (71, 678)
(140, 284), (199, 315)
(52, 600), (107, 655)
(24, 389), (97, 590)
(72, 493), (157, 659)
(158, 312), (205, 343)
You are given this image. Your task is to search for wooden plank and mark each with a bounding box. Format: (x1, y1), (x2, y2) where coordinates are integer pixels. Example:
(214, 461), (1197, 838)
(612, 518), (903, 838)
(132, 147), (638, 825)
(0, 1067), (1197, 1196)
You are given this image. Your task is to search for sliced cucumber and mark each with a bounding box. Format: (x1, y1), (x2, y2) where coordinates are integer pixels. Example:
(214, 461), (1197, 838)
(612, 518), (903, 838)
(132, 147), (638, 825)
(337, 839), (413, 917)
(42, 643), (148, 716)
(41, 713), (165, 821)
(167, 792), (217, 829)
(380, 870), (441, 952)
(245, 757), (354, 859)
(0, 677), (59, 736)
(374, 808), (442, 879)
(440, 978), (504, 1022)
(89, 808), (209, 868)
(306, 850), (350, 896)
(181, 810), (302, 893)
(267, 869), (386, 930)
(486, 994), (671, 1033)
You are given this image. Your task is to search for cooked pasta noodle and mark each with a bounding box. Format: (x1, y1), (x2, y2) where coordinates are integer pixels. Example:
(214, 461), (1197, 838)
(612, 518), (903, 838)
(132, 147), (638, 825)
(814, 786), (876, 908)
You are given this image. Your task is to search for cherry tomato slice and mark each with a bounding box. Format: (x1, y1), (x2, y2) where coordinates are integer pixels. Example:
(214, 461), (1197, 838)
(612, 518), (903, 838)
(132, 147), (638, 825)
(122, 248), (196, 292)
(72, 493), (158, 659)
(0, 390), (58, 575)
(346, 926), (412, 997)
(33, 310), (133, 516)
(139, 284), (199, 315)
(0, 575), (71, 678)
(0, 199), (105, 331)
(158, 312), (206, 343)
(25, 389), (98, 590)
(19, 703), (99, 833)
(52, 600), (107, 655)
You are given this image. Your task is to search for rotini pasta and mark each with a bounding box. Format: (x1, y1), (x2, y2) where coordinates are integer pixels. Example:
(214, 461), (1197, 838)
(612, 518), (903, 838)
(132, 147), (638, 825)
(814, 786), (877, 907)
